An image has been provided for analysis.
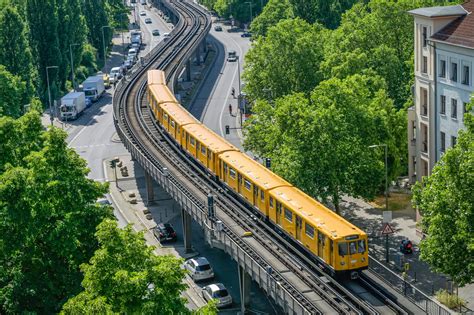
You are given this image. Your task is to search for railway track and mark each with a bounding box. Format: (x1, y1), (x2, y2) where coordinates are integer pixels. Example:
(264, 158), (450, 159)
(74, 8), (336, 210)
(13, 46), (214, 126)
(113, 1), (409, 314)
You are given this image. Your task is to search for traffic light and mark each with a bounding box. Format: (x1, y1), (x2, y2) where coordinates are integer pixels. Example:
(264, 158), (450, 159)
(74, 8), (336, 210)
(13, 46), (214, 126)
(265, 158), (271, 168)
(225, 125), (230, 135)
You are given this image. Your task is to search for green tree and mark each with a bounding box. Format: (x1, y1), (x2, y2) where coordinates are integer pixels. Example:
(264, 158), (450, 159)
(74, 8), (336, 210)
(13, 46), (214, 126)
(62, 220), (217, 314)
(0, 5), (36, 102)
(244, 74), (404, 213)
(412, 103), (474, 286)
(250, 0), (294, 37)
(289, 0), (358, 28)
(26, 0), (62, 102)
(83, 0), (111, 67)
(0, 121), (111, 313)
(0, 65), (27, 118)
(243, 18), (326, 101)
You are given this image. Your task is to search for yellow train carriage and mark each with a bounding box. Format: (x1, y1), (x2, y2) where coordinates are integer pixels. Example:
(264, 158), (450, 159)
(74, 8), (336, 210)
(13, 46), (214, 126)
(159, 102), (200, 145)
(268, 186), (368, 276)
(147, 69), (167, 86)
(181, 124), (237, 174)
(218, 151), (290, 215)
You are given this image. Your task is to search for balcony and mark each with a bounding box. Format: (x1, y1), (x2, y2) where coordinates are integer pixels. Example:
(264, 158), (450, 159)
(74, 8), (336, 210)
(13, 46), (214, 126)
(422, 141), (428, 153)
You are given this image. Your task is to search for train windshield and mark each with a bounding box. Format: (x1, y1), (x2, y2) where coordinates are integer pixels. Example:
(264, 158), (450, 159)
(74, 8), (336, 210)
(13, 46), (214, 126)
(338, 239), (366, 256)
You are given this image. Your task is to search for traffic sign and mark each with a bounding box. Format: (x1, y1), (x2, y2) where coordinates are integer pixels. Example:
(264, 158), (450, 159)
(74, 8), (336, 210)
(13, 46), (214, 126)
(381, 223), (395, 235)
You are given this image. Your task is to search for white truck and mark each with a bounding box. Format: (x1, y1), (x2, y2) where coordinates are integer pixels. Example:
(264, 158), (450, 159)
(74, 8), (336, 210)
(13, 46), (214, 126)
(83, 76), (105, 102)
(60, 91), (86, 120)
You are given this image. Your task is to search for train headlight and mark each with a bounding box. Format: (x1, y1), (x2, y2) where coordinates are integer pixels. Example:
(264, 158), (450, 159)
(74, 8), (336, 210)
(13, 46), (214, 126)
(340, 261), (345, 266)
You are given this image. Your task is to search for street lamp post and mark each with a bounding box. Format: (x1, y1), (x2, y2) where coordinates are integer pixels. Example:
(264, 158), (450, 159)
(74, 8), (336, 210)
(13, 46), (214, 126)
(46, 66), (59, 126)
(369, 144), (389, 263)
(69, 43), (80, 91)
(237, 56), (244, 126)
(101, 25), (112, 72)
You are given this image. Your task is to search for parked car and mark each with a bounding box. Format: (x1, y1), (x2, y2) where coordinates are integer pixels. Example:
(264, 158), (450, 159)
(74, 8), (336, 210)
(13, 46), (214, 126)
(109, 67), (123, 83)
(152, 29), (160, 36)
(124, 59), (133, 69)
(127, 54), (137, 64)
(214, 25), (222, 31)
(140, 11), (146, 16)
(97, 198), (111, 206)
(128, 48), (138, 57)
(153, 223), (177, 243)
(145, 17), (152, 24)
(202, 283), (232, 308)
(241, 32), (251, 38)
(184, 257), (214, 281)
(163, 32), (170, 40)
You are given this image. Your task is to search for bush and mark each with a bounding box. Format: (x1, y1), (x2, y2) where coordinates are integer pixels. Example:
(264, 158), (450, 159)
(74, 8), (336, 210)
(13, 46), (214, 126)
(435, 290), (466, 310)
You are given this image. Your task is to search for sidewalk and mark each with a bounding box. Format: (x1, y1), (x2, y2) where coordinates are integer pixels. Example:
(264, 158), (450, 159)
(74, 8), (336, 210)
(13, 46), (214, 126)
(104, 154), (207, 310)
(340, 195), (473, 312)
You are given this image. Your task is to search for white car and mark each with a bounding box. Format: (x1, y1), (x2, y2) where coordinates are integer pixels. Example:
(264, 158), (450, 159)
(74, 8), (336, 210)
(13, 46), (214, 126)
(202, 283), (232, 308)
(184, 257), (214, 281)
(140, 11), (146, 16)
(163, 32), (170, 39)
(109, 67), (122, 83)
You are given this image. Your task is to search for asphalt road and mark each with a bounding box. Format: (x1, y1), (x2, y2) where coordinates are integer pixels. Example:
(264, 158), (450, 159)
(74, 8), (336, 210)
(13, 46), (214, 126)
(189, 21), (252, 150)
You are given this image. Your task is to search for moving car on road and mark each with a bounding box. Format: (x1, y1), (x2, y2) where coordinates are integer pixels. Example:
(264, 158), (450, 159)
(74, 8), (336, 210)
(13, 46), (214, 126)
(227, 50), (237, 62)
(145, 17), (152, 24)
(184, 257), (214, 281)
(202, 283), (232, 308)
(140, 11), (146, 16)
(153, 223), (177, 243)
(152, 29), (160, 36)
(214, 25), (222, 31)
(241, 32), (251, 38)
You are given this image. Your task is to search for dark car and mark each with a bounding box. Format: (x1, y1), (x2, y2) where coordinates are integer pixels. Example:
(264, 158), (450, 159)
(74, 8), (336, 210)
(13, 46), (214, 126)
(241, 32), (251, 38)
(153, 223), (177, 243)
(152, 29), (160, 36)
(145, 18), (152, 24)
(214, 25), (222, 31)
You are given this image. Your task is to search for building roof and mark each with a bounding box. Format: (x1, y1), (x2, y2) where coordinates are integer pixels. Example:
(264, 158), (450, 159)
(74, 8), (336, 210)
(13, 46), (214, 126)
(430, 1), (474, 49)
(408, 5), (467, 18)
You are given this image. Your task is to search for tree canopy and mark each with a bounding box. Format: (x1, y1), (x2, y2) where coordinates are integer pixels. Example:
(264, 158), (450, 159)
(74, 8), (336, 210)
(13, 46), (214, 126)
(249, 0), (294, 37)
(0, 112), (111, 313)
(0, 66), (26, 118)
(62, 219), (217, 314)
(412, 103), (474, 286)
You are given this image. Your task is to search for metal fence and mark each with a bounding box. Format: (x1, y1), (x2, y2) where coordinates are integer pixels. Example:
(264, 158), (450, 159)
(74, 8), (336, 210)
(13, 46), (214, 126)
(369, 258), (454, 315)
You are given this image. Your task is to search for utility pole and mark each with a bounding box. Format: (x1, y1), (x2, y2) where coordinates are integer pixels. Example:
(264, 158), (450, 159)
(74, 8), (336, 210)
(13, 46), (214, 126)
(101, 25), (112, 72)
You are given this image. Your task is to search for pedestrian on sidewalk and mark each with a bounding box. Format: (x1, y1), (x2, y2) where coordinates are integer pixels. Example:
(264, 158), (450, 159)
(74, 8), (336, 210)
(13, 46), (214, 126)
(229, 104), (233, 116)
(231, 87), (235, 98)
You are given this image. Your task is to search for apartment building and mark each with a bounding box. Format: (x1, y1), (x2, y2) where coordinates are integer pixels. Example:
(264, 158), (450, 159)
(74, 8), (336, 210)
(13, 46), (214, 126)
(408, 1), (474, 184)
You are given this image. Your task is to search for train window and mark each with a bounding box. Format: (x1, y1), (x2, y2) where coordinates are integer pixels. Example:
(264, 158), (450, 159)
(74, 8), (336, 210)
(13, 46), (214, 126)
(164, 113), (168, 121)
(349, 241), (357, 255)
(318, 232), (325, 246)
(284, 208), (292, 222)
(190, 137), (195, 146)
(305, 223), (314, 238)
(260, 190), (264, 201)
(338, 242), (348, 256)
(358, 240), (366, 253)
(201, 146), (206, 155)
(244, 179), (251, 191)
(229, 168), (236, 179)
(170, 120), (175, 128)
(224, 163), (228, 174)
(269, 197), (274, 208)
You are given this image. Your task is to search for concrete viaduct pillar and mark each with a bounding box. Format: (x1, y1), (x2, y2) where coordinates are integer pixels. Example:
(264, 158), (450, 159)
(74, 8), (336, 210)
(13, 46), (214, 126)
(181, 208), (192, 253)
(186, 59), (192, 81)
(145, 172), (154, 206)
(238, 265), (251, 314)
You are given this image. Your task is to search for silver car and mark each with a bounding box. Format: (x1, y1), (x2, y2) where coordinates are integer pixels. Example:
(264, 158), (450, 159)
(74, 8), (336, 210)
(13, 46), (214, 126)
(184, 257), (214, 281)
(202, 283), (232, 308)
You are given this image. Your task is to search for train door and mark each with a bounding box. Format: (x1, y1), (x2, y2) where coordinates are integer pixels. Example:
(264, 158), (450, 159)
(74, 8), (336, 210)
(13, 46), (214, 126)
(329, 240), (334, 266)
(276, 201), (282, 225)
(207, 150), (211, 169)
(318, 231), (326, 261)
(237, 173), (242, 194)
(337, 241), (349, 271)
(253, 185), (258, 206)
(185, 133), (189, 151)
(222, 162), (227, 181)
(295, 216), (302, 242)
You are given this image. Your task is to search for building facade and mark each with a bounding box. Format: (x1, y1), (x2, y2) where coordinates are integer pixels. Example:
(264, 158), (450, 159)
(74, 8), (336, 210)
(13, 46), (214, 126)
(408, 2), (474, 184)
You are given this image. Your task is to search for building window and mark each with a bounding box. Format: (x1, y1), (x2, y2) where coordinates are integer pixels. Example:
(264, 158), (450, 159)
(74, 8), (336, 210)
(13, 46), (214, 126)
(305, 223), (314, 238)
(422, 26), (427, 47)
(451, 99), (457, 119)
(421, 123), (428, 153)
(451, 62), (458, 82)
(284, 207), (292, 222)
(462, 65), (470, 85)
(440, 95), (446, 115)
(422, 56), (428, 74)
(440, 132), (445, 152)
(244, 179), (251, 191)
(451, 136), (457, 147)
(421, 87), (428, 116)
(439, 60), (446, 78)
(229, 168), (236, 179)
(269, 197), (274, 208)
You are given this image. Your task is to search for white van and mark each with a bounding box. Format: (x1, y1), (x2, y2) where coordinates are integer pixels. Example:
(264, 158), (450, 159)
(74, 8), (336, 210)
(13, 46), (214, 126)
(140, 0), (146, 4)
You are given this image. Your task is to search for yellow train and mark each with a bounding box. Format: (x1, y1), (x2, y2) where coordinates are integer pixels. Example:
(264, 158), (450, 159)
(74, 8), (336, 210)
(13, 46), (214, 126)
(147, 70), (368, 278)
